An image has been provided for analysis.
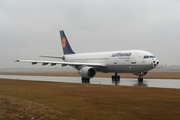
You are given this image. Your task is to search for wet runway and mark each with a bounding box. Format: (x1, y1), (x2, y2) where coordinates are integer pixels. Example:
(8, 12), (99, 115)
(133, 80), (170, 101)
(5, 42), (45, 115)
(0, 75), (180, 89)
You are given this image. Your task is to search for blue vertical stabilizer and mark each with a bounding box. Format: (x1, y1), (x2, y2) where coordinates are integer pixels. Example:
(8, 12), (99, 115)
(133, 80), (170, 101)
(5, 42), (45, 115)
(59, 30), (75, 55)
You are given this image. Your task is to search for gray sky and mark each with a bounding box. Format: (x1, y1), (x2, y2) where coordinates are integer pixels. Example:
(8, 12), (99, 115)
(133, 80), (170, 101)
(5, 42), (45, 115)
(1, 0), (180, 68)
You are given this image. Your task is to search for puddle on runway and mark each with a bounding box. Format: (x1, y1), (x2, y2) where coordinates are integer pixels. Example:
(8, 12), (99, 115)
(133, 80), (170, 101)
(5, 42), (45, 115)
(0, 75), (180, 89)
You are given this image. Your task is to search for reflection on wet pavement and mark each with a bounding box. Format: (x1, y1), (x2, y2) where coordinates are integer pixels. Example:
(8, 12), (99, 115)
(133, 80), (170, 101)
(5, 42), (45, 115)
(0, 75), (180, 89)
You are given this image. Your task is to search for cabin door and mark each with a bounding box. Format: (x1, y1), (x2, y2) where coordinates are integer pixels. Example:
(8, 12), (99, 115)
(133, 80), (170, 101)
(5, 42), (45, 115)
(131, 53), (138, 64)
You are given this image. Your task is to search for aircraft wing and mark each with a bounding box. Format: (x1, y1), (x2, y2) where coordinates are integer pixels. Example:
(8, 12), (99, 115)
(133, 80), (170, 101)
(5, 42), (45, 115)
(15, 60), (106, 67)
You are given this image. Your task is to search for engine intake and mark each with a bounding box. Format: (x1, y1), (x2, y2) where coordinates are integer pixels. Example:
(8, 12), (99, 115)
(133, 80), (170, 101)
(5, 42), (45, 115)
(78, 66), (96, 78)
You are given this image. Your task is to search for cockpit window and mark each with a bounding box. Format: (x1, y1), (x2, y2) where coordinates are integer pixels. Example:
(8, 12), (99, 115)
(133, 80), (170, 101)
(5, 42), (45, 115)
(143, 56), (156, 59)
(149, 56), (155, 58)
(143, 56), (148, 58)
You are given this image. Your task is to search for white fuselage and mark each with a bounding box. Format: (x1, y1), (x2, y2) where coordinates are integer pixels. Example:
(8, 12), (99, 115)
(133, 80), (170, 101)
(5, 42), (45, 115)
(16, 30), (159, 81)
(64, 50), (159, 74)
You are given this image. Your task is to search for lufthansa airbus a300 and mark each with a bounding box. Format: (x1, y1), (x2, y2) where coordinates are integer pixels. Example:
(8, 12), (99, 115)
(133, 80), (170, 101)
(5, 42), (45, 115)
(16, 30), (159, 83)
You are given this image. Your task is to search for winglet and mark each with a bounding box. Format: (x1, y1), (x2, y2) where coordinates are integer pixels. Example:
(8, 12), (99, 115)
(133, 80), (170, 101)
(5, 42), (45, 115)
(60, 30), (75, 55)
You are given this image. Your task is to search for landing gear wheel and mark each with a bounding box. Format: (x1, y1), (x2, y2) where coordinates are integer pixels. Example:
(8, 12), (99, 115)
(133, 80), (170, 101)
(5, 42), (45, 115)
(81, 77), (90, 83)
(117, 75), (120, 80)
(138, 78), (143, 83)
(111, 73), (120, 81)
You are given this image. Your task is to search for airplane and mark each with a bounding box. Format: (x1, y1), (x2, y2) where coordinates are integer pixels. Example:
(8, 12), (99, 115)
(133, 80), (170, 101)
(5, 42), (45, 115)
(15, 30), (159, 83)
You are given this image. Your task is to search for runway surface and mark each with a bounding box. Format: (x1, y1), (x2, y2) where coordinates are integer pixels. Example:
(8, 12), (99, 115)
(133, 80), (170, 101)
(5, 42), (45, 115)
(0, 75), (180, 89)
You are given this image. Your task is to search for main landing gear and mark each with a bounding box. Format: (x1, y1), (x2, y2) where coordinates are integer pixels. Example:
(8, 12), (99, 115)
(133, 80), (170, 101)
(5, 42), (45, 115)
(138, 77), (143, 83)
(81, 77), (90, 83)
(111, 73), (120, 81)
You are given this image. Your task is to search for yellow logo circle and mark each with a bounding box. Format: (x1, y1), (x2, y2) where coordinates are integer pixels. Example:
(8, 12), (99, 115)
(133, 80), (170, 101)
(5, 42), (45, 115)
(62, 38), (66, 48)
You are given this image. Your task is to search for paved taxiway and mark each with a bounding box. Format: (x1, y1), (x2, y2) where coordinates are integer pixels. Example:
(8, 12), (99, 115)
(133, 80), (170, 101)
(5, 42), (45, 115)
(0, 75), (180, 89)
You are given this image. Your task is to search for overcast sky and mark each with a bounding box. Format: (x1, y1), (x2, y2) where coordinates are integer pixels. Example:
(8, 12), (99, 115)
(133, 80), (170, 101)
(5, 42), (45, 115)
(0, 0), (180, 68)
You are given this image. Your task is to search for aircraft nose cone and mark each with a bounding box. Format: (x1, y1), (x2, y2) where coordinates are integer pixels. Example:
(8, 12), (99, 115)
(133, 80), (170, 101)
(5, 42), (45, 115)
(151, 58), (159, 67)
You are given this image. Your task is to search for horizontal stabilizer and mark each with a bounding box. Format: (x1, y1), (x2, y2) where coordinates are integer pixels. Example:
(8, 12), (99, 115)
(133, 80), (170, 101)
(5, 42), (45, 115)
(40, 55), (64, 59)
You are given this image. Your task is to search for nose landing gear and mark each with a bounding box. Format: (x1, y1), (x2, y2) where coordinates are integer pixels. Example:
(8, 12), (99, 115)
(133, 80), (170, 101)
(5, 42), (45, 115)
(137, 72), (147, 83)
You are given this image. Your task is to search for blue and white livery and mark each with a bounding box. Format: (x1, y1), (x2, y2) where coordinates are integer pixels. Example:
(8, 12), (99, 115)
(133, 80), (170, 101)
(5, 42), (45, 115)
(16, 30), (159, 83)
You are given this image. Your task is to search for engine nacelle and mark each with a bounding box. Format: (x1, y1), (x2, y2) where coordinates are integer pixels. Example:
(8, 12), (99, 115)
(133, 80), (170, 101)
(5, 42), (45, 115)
(78, 66), (96, 78)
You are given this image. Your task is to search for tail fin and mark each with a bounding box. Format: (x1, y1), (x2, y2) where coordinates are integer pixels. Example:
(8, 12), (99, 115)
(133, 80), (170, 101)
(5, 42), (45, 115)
(59, 30), (75, 55)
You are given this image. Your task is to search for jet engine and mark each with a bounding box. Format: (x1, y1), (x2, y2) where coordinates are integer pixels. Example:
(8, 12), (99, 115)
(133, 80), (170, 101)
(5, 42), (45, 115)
(78, 66), (96, 78)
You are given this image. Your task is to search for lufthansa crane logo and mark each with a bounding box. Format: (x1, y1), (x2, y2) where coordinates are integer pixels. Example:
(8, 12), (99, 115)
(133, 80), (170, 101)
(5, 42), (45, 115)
(62, 38), (66, 48)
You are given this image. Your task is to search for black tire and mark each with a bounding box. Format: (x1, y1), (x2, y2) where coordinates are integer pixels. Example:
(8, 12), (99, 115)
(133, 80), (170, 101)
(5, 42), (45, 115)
(82, 77), (90, 83)
(138, 78), (143, 83)
(112, 76), (115, 80)
(117, 75), (120, 80)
